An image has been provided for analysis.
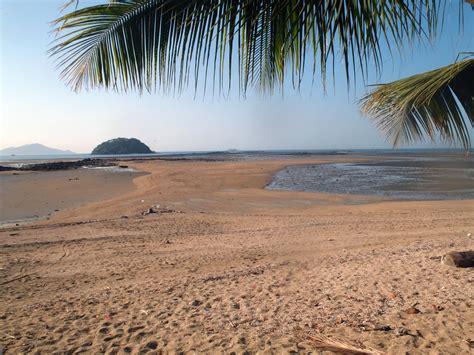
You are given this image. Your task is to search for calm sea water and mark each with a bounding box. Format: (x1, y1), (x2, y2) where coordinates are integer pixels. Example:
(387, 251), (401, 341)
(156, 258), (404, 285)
(0, 148), (470, 163)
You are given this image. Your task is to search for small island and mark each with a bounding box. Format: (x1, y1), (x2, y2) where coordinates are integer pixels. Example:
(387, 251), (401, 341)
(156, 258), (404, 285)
(91, 138), (154, 155)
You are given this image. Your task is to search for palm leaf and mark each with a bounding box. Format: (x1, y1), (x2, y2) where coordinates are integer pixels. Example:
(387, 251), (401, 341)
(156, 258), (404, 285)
(360, 57), (474, 150)
(50, 0), (441, 94)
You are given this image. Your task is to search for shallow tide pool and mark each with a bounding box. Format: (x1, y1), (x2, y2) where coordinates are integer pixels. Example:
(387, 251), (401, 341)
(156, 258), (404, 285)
(266, 157), (474, 200)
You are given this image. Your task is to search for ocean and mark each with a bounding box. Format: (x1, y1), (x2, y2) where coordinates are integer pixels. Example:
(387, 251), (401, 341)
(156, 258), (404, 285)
(0, 148), (470, 163)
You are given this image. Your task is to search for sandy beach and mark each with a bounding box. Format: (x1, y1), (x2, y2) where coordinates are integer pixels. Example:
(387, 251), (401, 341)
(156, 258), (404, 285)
(0, 167), (146, 225)
(1, 156), (473, 354)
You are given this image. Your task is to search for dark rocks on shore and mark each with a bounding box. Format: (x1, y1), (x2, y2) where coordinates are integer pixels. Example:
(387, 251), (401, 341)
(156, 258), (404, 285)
(0, 159), (116, 172)
(442, 250), (474, 267)
(0, 166), (18, 171)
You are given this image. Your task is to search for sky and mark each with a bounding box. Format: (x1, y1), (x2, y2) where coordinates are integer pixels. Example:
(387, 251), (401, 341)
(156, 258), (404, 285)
(1, 1), (473, 153)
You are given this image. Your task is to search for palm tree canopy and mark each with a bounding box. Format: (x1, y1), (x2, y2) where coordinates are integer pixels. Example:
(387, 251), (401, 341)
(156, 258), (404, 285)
(51, 0), (473, 150)
(51, 0), (441, 94)
(361, 57), (474, 150)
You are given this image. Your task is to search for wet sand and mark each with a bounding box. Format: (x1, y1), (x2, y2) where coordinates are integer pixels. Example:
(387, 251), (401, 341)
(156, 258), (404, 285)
(267, 156), (474, 200)
(0, 156), (473, 354)
(0, 168), (145, 225)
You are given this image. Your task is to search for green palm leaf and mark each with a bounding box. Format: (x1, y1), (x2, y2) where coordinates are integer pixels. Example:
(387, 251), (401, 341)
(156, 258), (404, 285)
(361, 57), (474, 150)
(51, 0), (440, 94)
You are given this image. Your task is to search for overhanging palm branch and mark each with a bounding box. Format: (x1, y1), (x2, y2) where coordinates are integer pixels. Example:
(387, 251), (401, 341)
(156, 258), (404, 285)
(50, 0), (441, 94)
(361, 57), (474, 150)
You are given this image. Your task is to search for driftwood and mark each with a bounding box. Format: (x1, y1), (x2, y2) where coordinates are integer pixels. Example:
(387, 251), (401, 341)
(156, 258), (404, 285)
(442, 251), (474, 268)
(296, 332), (384, 355)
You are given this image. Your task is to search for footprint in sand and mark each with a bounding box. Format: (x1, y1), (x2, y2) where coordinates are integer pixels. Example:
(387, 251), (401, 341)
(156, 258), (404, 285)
(127, 325), (145, 334)
(146, 340), (158, 349)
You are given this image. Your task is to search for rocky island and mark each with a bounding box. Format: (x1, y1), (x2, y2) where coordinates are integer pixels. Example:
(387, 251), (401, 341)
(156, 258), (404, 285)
(91, 138), (154, 155)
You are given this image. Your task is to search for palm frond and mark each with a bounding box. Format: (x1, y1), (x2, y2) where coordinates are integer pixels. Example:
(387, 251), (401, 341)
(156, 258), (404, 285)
(360, 57), (474, 150)
(50, 0), (441, 94)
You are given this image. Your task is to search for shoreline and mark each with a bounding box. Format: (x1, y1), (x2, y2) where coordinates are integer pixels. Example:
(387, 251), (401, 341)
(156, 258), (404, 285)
(266, 158), (474, 201)
(0, 167), (147, 226)
(1, 155), (473, 353)
(2, 152), (473, 227)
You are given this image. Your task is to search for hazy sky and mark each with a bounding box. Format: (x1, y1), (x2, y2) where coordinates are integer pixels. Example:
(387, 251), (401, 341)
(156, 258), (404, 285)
(1, 1), (473, 153)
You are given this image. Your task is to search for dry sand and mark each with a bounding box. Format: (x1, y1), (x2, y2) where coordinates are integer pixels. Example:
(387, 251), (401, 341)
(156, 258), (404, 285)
(0, 156), (473, 354)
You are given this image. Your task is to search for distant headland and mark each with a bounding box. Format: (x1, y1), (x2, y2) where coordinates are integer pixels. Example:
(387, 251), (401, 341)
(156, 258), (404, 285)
(0, 143), (75, 156)
(91, 138), (154, 155)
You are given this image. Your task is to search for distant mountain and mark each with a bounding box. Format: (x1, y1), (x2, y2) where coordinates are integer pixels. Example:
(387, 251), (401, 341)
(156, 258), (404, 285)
(0, 143), (75, 155)
(91, 138), (154, 155)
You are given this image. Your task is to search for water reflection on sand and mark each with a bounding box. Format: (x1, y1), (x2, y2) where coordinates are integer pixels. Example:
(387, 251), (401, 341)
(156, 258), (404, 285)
(267, 156), (474, 200)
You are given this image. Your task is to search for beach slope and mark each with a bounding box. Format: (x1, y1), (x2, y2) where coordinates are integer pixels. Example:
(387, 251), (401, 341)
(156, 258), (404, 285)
(1, 157), (473, 353)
